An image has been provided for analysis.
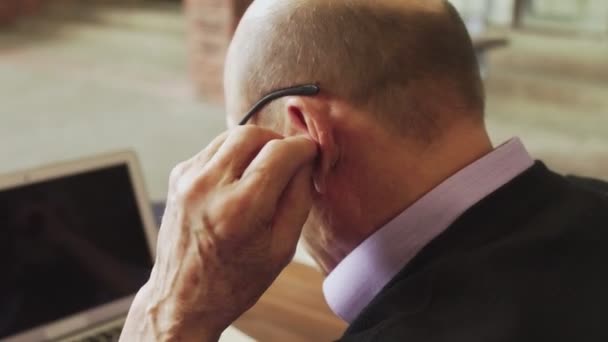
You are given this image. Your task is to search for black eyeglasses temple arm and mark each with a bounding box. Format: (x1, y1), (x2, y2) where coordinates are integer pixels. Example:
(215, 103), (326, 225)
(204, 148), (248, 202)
(238, 84), (320, 126)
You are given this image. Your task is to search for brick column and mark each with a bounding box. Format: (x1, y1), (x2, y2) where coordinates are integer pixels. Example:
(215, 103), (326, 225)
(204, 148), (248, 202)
(0, 0), (44, 26)
(0, 1), (19, 25)
(186, 0), (254, 105)
(21, 0), (44, 15)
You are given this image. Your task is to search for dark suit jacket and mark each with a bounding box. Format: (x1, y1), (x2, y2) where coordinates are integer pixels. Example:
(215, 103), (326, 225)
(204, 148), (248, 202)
(340, 162), (608, 342)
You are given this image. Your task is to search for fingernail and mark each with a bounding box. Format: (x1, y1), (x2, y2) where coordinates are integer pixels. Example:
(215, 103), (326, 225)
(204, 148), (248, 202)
(313, 176), (324, 194)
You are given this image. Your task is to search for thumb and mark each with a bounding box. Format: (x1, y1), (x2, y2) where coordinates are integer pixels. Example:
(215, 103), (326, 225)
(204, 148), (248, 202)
(270, 162), (315, 263)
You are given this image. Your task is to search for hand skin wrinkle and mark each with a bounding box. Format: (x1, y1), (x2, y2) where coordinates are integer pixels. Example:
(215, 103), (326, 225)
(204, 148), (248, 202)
(120, 127), (319, 341)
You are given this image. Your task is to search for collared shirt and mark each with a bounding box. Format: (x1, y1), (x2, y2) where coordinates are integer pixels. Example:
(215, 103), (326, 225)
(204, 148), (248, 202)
(323, 138), (534, 323)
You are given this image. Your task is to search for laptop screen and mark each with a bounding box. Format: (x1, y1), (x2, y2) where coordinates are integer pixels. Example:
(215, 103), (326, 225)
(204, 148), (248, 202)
(0, 164), (153, 339)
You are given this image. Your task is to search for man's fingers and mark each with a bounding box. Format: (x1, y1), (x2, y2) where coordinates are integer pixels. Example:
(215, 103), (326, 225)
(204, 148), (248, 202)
(169, 131), (229, 191)
(271, 163), (314, 261)
(206, 126), (284, 180)
(240, 136), (318, 218)
(190, 130), (231, 166)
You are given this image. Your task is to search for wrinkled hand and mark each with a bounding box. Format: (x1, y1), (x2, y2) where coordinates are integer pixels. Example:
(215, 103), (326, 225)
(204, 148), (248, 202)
(121, 126), (318, 341)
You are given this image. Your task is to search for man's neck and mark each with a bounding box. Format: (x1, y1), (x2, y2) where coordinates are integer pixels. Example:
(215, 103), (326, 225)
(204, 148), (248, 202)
(306, 121), (493, 274)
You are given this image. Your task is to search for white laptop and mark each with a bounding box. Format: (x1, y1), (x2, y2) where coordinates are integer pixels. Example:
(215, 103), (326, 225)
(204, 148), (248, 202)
(0, 151), (158, 342)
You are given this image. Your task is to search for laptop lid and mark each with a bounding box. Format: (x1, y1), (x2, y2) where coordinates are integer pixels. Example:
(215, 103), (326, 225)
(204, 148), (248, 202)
(0, 151), (158, 341)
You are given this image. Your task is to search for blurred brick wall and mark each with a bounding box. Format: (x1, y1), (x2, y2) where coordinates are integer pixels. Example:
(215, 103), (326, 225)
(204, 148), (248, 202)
(0, 0), (44, 25)
(0, 2), (18, 25)
(186, 0), (253, 104)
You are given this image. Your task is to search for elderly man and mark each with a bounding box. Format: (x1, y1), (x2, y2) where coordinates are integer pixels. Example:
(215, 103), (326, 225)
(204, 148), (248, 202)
(121, 0), (608, 341)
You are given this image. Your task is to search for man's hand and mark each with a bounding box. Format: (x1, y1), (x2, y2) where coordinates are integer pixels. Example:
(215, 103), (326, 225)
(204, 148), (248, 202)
(121, 126), (318, 341)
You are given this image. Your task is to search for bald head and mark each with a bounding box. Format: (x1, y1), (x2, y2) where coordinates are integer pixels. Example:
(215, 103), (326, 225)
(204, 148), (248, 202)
(225, 0), (484, 139)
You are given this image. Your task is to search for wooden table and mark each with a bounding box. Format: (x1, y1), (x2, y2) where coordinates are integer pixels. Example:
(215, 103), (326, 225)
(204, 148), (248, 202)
(233, 262), (347, 342)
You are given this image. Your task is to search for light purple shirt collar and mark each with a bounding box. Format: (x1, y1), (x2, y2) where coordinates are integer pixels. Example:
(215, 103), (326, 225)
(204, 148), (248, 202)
(322, 138), (534, 323)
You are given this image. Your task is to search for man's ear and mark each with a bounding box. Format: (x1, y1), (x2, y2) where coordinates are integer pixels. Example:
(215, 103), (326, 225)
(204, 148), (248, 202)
(283, 97), (338, 194)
